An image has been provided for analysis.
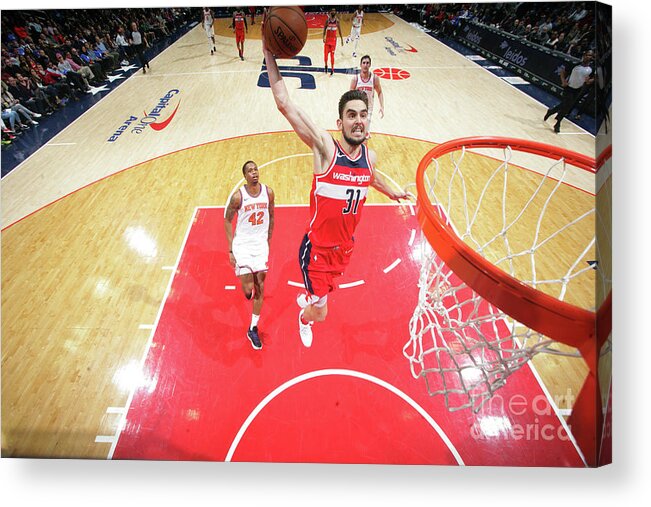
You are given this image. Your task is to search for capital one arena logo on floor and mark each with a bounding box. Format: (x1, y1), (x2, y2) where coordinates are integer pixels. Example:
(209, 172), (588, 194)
(107, 89), (181, 143)
(384, 36), (418, 57)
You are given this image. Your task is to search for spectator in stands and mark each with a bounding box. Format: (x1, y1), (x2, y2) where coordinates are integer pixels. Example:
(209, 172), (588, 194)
(81, 43), (112, 76)
(511, 19), (526, 37)
(17, 71), (58, 110)
(5, 74), (52, 115)
(11, 18), (30, 41)
(154, 12), (170, 37)
(30, 66), (70, 105)
(115, 27), (131, 66)
(45, 60), (86, 96)
(544, 30), (560, 49)
(570, 3), (589, 22)
(1, 106), (24, 133)
(52, 27), (66, 45)
(94, 36), (119, 69)
(2, 116), (18, 143)
(1, 80), (41, 127)
(35, 48), (51, 68)
(70, 47), (106, 82)
(554, 32), (569, 53)
(2, 55), (23, 78)
(26, 16), (44, 38)
(56, 52), (92, 90)
(534, 17), (553, 44)
(140, 18), (157, 44)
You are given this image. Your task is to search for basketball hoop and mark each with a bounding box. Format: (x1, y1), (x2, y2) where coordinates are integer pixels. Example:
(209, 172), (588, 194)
(406, 137), (612, 465)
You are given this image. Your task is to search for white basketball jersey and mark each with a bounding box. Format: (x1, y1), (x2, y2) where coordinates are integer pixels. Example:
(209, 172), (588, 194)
(353, 10), (364, 28)
(233, 184), (270, 253)
(203, 10), (213, 26)
(355, 72), (375, 111)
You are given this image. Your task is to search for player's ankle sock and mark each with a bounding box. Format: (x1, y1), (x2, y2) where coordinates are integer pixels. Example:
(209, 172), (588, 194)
(251, 314), (260, 330)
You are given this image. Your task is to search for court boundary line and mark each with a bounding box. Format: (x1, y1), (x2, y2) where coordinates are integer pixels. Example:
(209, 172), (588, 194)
(525, 356), (587, 466)
(224, 368), (465, 465)
(107, 206), (198, 460)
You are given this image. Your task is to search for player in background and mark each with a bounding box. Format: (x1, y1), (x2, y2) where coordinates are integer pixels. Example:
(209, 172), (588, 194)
(202, 7), (217, 55)
(224, 161), (275, 350)
(346, 6), (364, 57)
(232, 8), (248, 61)
(262, 38), (409, 348)
(323, 8), (343, 75)
(350, 55), (384, 139)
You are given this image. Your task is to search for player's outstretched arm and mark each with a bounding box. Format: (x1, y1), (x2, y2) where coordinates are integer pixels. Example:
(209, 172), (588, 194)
(262, 40), (331, 157)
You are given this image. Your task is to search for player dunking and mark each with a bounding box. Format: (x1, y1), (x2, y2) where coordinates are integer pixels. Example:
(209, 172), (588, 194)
(232, 8), (248, 61)
(224, 161), (276, 350)
(202, 7), (216, 55)
(323, 8), (343, 76)
(346, 6), (364, 57)
(262, 39), (409, 348)
(350, 55), (384, 139)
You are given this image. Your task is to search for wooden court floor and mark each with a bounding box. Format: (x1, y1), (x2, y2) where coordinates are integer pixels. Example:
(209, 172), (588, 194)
(1, 13), (607, 460)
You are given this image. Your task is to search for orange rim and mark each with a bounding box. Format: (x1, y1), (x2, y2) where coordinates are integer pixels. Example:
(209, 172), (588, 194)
(415, 137), (608, 350)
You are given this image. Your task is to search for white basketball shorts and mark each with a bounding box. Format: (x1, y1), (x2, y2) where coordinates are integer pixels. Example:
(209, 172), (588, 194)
(233, 243), (269, 276)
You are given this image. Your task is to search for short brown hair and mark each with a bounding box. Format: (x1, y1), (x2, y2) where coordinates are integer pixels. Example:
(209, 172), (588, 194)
(338, 90), (368, 119)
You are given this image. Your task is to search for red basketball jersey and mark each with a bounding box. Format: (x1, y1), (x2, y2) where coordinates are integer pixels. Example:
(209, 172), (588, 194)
(325, 18), (338, 45)
(234, 12), (245, 32)
(307, 141), (373, 247)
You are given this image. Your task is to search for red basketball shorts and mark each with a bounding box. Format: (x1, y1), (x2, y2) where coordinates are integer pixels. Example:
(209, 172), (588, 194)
(299, 234), (354, 298)
(324, 42), (336, 58)
(236, 30), (245, 43)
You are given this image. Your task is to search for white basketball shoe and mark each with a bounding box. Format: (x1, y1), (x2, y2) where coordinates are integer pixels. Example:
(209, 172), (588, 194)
(298, 310), (313, 347)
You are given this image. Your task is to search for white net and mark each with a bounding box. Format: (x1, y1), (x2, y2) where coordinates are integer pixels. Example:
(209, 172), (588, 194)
(404, 143), (599, 412)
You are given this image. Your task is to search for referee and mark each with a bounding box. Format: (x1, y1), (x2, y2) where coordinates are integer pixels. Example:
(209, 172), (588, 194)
(544, 50), (594, 133)
(129, 21), (150, 74)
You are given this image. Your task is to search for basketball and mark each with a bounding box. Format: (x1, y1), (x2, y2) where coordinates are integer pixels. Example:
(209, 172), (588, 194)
(263, 6), (307, 59)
